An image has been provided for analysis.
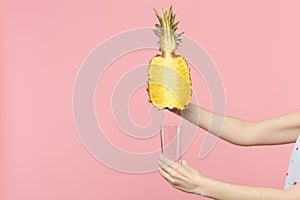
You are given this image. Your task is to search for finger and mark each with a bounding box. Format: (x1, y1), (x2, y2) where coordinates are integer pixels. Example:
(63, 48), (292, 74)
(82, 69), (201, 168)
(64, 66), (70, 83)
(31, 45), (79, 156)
(181, 160), (191, 170)
(160, 157), (188, 178)
(158, 166), (174, 183)
(158, 159), (173, 174)
(159, 154), (172, 165)
(159, 155), (189, 179)
(158, 166), (184, 188)
(159, 155), (175, 168)
(178, 159), (185, 166)
(159, 154), (178, 168)
(173, 160), (193, 178)
(158, 159), (184, 182)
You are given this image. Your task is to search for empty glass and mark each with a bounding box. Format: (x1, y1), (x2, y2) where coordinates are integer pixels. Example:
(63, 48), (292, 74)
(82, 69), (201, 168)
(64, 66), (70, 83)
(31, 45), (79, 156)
(160, 125), (182, 162)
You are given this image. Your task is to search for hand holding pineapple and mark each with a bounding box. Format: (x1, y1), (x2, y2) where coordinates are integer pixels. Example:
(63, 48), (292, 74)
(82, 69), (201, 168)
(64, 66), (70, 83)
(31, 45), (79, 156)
(147, 6), (192, 110)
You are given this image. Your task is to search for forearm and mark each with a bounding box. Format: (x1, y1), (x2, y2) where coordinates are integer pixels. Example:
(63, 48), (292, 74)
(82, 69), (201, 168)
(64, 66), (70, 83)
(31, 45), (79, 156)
(200, 177), (295, 200)
(159, 156), (300, 200)
(171, 103), (300, 145)
(171, 103), (252, 145)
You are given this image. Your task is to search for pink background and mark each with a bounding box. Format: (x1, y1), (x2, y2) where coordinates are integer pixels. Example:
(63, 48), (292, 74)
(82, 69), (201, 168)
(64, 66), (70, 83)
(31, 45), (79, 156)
(2, 0), (300, 199)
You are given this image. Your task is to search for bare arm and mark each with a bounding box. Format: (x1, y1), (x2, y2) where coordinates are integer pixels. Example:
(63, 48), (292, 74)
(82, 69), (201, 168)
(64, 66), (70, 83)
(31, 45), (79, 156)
(158, 155), (300, 200)
(201, 177), (299, 200)
(171, 103), (300, 145)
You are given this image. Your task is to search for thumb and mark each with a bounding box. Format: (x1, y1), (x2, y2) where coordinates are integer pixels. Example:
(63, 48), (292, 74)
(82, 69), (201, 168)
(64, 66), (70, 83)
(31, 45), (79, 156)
(181, 159), (191, 169)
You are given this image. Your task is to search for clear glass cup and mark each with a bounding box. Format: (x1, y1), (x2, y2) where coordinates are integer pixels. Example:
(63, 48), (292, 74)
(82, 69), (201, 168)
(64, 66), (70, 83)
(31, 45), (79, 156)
(160, 125), (182, 162)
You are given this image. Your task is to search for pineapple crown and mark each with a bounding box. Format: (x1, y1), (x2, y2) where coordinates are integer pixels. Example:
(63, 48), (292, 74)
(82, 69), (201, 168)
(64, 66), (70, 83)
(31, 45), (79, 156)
(153, 6), (184, 53)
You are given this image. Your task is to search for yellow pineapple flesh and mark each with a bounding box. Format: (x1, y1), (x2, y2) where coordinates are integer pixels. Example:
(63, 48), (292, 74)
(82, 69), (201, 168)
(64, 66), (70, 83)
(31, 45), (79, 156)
(147, 6), (192, 110)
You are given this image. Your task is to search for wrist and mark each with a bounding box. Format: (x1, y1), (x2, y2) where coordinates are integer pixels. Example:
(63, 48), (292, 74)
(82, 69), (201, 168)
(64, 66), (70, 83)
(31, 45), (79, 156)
(195, 176), (211, 197)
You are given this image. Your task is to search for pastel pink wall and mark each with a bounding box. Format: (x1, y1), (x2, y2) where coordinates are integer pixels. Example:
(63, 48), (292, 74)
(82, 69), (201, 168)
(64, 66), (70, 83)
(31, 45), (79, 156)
(2, 0), (300, 199)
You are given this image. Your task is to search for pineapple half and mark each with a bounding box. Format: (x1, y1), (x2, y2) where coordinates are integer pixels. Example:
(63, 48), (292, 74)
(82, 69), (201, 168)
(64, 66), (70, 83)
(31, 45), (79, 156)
(147, 6), (192, 110)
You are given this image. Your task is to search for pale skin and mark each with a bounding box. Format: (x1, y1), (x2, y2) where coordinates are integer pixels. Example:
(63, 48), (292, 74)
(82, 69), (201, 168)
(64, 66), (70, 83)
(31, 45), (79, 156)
(158, 103), (300, 199)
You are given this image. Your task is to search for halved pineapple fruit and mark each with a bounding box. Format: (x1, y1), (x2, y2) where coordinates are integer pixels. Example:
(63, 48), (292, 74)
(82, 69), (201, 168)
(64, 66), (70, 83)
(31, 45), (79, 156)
(147, 6), (192, 110)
